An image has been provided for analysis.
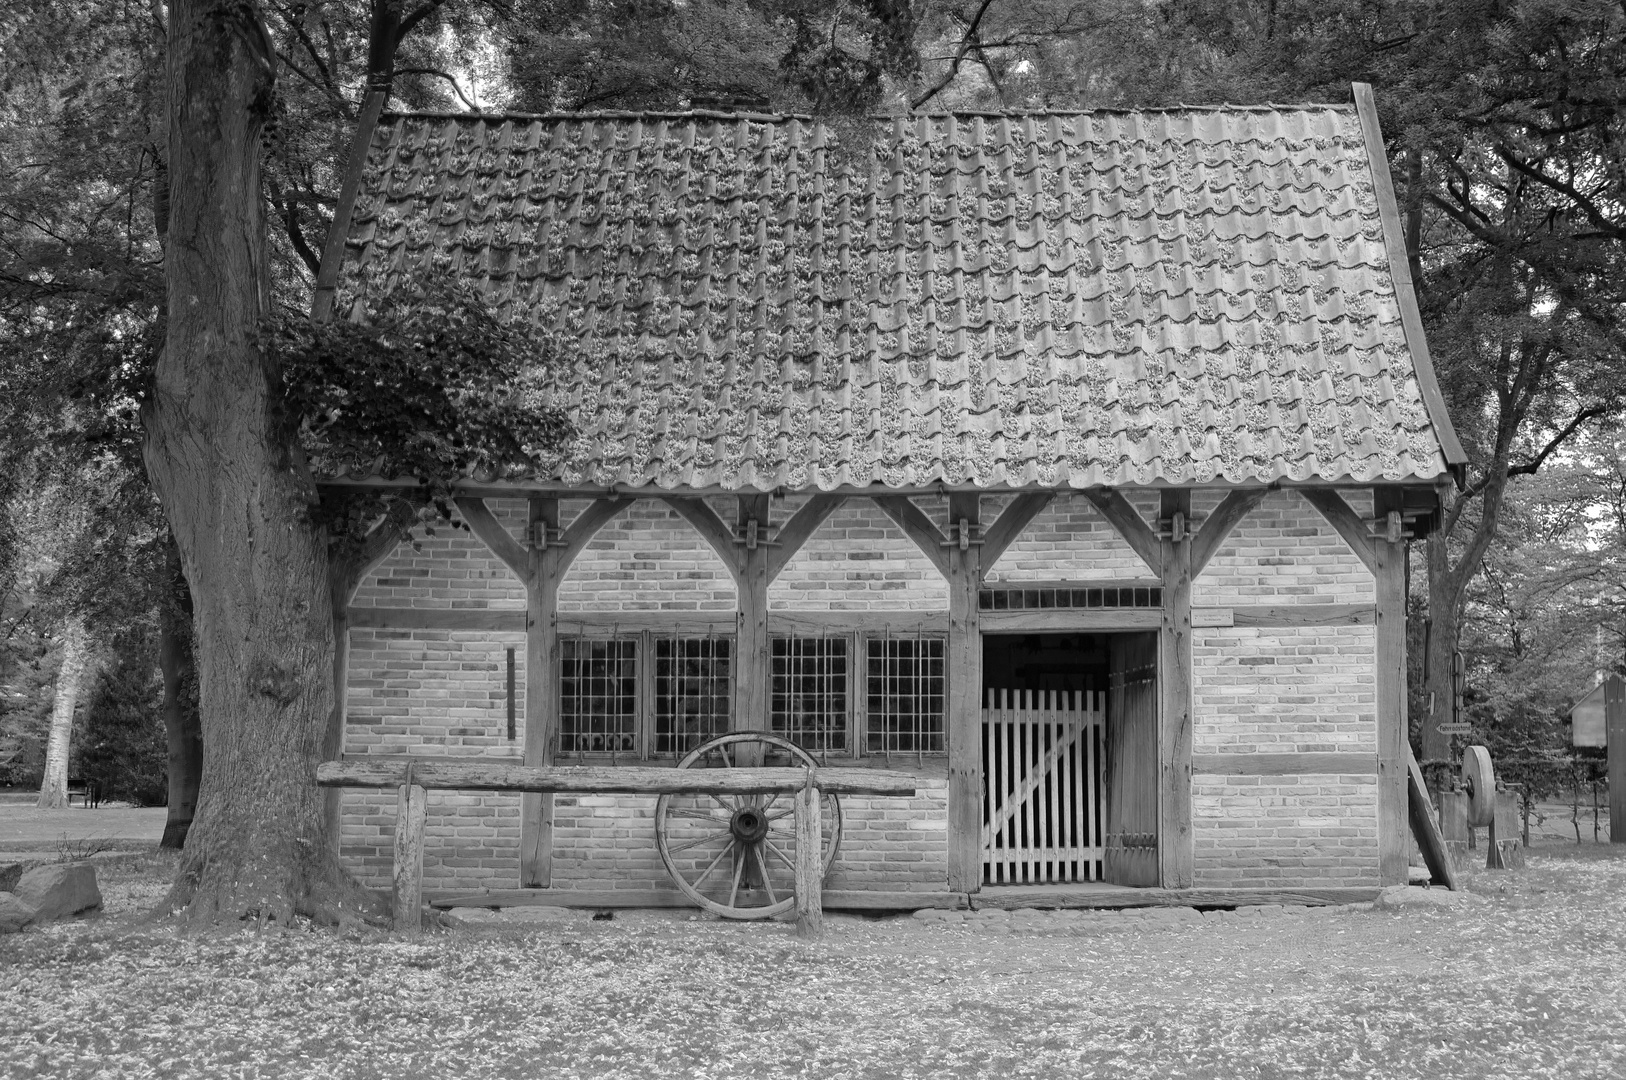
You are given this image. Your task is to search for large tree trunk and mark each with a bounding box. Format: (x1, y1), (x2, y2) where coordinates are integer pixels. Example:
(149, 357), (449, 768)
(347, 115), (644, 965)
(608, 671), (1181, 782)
(143, 0), (380, 926)
(158, 538), (202, 849)
(37, 615), (90, 809)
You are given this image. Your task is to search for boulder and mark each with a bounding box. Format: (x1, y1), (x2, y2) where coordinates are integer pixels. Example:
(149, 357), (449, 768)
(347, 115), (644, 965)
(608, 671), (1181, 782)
(1374, 885), (1467, 911)
(0, 862), (26, 894)
(13, 862), (101, 924)
(0, 892), (35, 934)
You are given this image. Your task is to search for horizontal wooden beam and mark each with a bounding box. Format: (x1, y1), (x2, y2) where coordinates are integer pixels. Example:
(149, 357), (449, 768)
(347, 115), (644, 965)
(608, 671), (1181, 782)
(972, 885), (1381, 909)
(348, 607), (527, 632)
(427, 889), (969, 912)
(1190, 604), (1376, 629)
(1191, 752), (1378, 776)
(978, 609), (1161, 632)
(318, 760), (918, 796)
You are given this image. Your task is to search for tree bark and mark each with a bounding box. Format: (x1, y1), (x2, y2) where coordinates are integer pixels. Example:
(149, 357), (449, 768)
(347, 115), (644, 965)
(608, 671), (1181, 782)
(143, 0), (381, 926)
(37, 616), (90, 810)
(158, 537), (202, 849)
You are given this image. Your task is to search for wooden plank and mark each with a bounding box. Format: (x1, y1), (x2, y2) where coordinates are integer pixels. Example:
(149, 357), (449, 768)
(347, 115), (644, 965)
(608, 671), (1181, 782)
(1352, 83), (1467, 467)
(1300, 489), (1378, 576)
(981, 698), (1081, 847)
(1373, 487), (1409, 886)
(767, 494), (845, 582)
(979, 492), (1055, 569)
(317, 760), (920, 796)
(1081, 489), (1162, 576)
(978, 609), (1162, 632)
(1228, 604), (1375, 627)
(871, 495), (952, 578)
(794, 776), (823, 938)
(523, 496), (557, 887)
(426, 889), (970, 911)
(945, 491), (982, 892)
(1407, 742), (1460, 890)
(972, 885), (1382, 910)
(1190, 487), (1272, 577)
(1192, 753), (1379, 776)
(1609, 676), (1626, 843)
(392, 782), (428, 934)
(1160, 489), (1194, 889)
(346, 607), (528, 631)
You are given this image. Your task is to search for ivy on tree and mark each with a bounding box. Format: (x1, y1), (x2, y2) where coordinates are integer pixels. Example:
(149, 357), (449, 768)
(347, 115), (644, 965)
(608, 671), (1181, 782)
(262, 277), (573, 543)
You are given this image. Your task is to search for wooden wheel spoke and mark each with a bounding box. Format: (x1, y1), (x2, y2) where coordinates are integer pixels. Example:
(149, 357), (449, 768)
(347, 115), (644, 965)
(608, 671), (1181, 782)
(691, 842), (732, 891)
(762, 838), (795, 870)
(709, 794), (738, 815)
(666, 829), (730, 856)
(728, 848), (745, 909)
(764, 808), (794, 823)
(752, 846), (778, 905)
(667, 806), (731, 822)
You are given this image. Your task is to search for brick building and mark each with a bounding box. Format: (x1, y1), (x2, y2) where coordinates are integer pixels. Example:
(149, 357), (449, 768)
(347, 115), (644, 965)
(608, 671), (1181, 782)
(325, 84), (1464, 907)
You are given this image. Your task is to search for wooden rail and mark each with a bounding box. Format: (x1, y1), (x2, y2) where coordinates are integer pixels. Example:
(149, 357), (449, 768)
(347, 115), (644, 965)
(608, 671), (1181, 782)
(320, 759), (918, 938)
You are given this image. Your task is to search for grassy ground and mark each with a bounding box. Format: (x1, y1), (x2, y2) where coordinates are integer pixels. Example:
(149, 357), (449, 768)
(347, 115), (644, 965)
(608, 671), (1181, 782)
(3, 844), (1625, 1079)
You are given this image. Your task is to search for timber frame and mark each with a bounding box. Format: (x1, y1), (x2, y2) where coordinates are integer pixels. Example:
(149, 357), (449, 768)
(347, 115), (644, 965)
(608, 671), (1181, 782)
(334, 481), (1421, 892)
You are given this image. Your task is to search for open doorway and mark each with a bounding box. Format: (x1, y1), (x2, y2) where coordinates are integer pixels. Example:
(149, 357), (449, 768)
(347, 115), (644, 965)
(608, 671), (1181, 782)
(981, 632), (1158, 887)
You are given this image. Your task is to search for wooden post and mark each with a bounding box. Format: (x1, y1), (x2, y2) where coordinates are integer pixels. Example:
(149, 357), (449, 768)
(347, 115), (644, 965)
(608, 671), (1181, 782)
(1609, 676), (1626, 843)
(1373, 488), (1409, 885)
(521, 496), (561, 886)
(736, 494), (771, 767)
(393, 780), (428, 933)
(946, 492), (982, 893)
(794, 769), (823, 939)
(1159, 490), (1194, 889)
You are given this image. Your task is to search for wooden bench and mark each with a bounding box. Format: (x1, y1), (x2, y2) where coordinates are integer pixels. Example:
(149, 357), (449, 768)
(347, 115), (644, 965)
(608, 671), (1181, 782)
(317, 759), (918, 937)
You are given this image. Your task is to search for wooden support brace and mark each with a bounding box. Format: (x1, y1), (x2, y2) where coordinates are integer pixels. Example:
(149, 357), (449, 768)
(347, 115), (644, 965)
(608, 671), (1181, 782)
(795, 770), (823, 939)
(1406, 743), (1459, 891)
(1082, 489), (1162, 576)
(393, 780), (428, 934)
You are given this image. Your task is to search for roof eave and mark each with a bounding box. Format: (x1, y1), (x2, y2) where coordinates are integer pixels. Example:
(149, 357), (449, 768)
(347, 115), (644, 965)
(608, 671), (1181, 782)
(1352, 82), (1469, 486)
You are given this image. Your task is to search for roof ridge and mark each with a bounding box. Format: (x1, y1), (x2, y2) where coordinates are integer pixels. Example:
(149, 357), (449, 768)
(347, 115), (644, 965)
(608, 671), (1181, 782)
(377, 101), (1356, 125)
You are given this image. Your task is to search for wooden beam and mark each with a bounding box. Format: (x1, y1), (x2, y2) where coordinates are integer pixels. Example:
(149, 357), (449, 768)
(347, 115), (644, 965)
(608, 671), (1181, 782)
(393, 781), (428, 934)
(557, 497), (630, 567)
(871, 495), (952, 579)
(427, 889), (970, 911)
(523, 495), (558, 887)
(1226, 604), (1375, 628)
(978, 609), (1162, 632)
(736, 494), (771, 760)
(945, 491), (982, 892)
(972, 885), (1381, 910)
(660, 496), (744, 581)
(1081, 489), (1162, 576)
(979, 492), (1055, 569)
(347, 607), (527, 631)
(317, 759), (920, 796)
(1301, 489), (1378, 576)
(1159, 490), (1194, 889)
(1192, 752), (1379, 776)
(453, 496), (529, 577)
(768, 494), (845, 582)
(1373, 487), (1408, 886)
(1190, 488), (1272, 577)
(1407, 743), (1460, 890)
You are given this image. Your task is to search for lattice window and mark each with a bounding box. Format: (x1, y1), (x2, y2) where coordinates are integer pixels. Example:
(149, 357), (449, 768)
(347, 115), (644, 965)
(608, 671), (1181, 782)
(771, 637), (849, 754)
(978, 585), (1163, 611)
(560, 638), (638, 756)
(654, 635), (733, 757)
(865, 636), (946, 754)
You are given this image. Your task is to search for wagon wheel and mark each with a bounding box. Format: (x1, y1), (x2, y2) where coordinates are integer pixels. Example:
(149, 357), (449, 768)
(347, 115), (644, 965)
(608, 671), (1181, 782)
(655, 733), (842, 920)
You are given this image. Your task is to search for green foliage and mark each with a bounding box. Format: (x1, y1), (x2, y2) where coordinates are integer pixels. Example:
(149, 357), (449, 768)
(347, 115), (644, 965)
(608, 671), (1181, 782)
(73, 647), (168, 808)
(260, 277), (573, 535)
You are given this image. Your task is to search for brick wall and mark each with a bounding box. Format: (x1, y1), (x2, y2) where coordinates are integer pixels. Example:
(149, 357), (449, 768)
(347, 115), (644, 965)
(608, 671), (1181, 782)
(1193, 489), (1374, 607)
(353, 500), (526, 608)
(559, 498), (736, 613)
(769, 496), (949, 611)
(1191, 776), (1381, 887)
(984, 491), (1159, 582)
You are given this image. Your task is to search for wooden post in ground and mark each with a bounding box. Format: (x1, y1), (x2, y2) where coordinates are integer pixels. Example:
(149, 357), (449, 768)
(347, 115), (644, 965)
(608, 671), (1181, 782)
(945, 492), (983, 894)
(393, 780), (428, 933)
(795, 769), (823, 939)
(1609, 677), (1626, 843)
(1158, 490), (1194, 889)
(1373, 488), (1409, 886)
(736, 494), (772, 768)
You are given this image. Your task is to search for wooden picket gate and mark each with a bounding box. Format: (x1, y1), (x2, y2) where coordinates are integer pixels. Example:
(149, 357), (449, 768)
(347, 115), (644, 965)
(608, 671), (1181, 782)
(980, 688), (1106, 884)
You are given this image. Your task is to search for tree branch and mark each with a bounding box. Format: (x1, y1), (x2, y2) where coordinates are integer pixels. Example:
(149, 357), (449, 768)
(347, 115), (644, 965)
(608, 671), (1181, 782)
(394, 67), (481, 111)
(911, 0), (996, 110)
(1507, 407), (1610, 478)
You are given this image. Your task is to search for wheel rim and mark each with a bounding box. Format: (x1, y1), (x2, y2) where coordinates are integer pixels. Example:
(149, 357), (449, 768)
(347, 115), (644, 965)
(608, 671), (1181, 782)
(655, 733), (842, 920)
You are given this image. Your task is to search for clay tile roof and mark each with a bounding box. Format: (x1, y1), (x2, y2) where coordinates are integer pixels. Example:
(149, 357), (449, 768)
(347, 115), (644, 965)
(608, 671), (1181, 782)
(340, 93), (1464, 493)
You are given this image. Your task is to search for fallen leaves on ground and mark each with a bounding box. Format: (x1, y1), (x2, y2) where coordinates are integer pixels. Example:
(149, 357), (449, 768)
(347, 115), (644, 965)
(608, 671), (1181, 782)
(3, 849), (1626, 1079)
